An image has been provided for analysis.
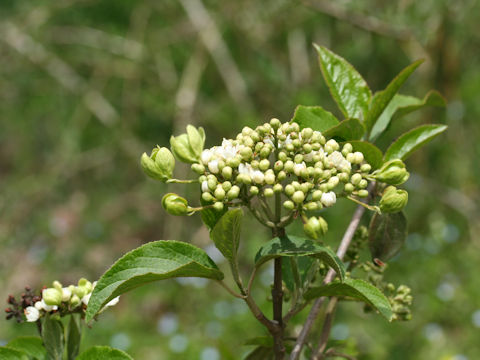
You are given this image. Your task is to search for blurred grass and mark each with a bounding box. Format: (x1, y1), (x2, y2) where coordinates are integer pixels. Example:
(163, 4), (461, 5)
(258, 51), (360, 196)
(1, 0), (479, 359)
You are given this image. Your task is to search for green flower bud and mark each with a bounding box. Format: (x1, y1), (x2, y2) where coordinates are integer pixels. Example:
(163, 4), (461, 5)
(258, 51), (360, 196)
(208, 178), (217, 191)
(260, 146), (271, 158)
(304, 202), (318, 211)
(328, 176), (340, 189)
(191, 163), (205, 174)
(42, 288), (62, 306)
(227, 156), (241, 168)
(222, 181), (232, 192)
(303, 216), (328, 239)
(284, 184), (295, 196)
(294, 154), (304, 163)
(222, 166), (233, 179)
(360, 164), (372, 173)
(213, 202), (224, 211)
(351, 173), (362, 186)
(162, 193), (190, 216)
(273, 184), (283, 193)
(312, 190), (323, 201)
(313, 168), (323, 180)
(141, 147), (175, 181)
(270, 118), (281, 129)
(300, 183), (311, 194)
(274, 161), (283, 172)
(259, 159), (270, 171)
(312, 143), (321, 151)
(338, 172), (350, 183)
(187, 125), (205, 155)
(373, 159), (410, 185)
(283, 200), (295, 210)
(303, 144), (312, 153)
(358, 179), (368, 189)
(352, 152), (364, 164)
(255, 142), (263, 153)
(292, 139), (302, 148)
(265, 173), (276, 185)
(344, 183), (354, 193)
(379, 186), (408, 213)
(250, 186), (259, 195)
(170, 128), (202, 164)
(285, 143), (294, 152)
(292, 191), (305, 204)
(357, 189), (369, 198)
(264, 188), (274, 197)
(52, 281), (62, 291)
(78, 278), (93, 293)
(214, 187), (226, 200)
(277, 171), (287, 181)
(301, 128), (313, 140)
(284, 160), (294, 173)
(278, 152), (288, 162)
(72, 286), (87, 299)
(240, 147), (253, 160)
(202, 192), (214, 202)
(244, 137), (254, 148)
(70, 294), (81, 308)
(227, 186), (240, 200)
(342, 143), (353, 155)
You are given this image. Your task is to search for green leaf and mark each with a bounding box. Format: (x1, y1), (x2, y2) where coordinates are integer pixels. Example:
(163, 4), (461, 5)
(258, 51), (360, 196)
(346, 141), (383, 170)
(369, 211), (408, 262)
(210, 209), (243, 262)
(384, 124), (447, 161)
(291, 105), (339, 132)
(323, 118), (365, 141)
(0, 347), (29, 360)
(254, 235), (345, 282)
(245, 346), (274, 360)
(315, 44), (371, 120)
(42, 314), (64, 360)
(282, 256), (315, 292)
(7, 336), (46, 360)
(370, 91), (446, 141)
(200, 197), (227, 231)
(86, 240), (224, 321)
(304, 278), (393, 320)
(66, 315), (81, 360)
(365, 60), (424, 132)
(76, 346), (133, 360)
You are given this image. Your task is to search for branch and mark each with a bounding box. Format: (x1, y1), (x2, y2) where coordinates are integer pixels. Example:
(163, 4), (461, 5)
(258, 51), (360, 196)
(312, 297), (338, 360)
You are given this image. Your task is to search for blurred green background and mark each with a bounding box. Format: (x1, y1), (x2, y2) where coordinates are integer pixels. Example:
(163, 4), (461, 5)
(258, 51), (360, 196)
(1, 0), (479, 359)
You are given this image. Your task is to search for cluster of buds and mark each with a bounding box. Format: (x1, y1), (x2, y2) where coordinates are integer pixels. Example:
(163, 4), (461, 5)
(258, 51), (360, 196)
(5, 279), (119, 323)
(5, 287), (40, 323)
(141, 119), (410, 239)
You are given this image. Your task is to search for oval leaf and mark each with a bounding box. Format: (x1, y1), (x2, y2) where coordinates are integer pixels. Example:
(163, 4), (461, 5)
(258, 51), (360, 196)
(200, 197), (227, 231)
(304, 278), (393, 320)
(254, 235), (345, 282)
(346, 141), (383, 170)
(77, 346), (133, 360)
(291, 105), (339, 132)
(42, 314), (64, 360)
(210, 208), (243, 262)
(66, 315), (81, 360)
(384, 124), (447, 161)
(370, 91), (446, 141)
(323, 118), (365, 141)
(365, 60), (424, 132)
(0, 347), (29, 360)
(7, 336), (46, 360)
(315, 44), (371, 120)
(86, 240), (224, 321)
(369, 211), (407, 262)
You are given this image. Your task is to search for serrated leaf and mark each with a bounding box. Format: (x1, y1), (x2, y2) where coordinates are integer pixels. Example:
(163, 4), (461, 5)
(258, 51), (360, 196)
(0, 347), (29, 360)
(7, 336), (46, 360)
(304, 278), (393, 320)
(365, 60), (424, 133)
(346, 141), (383, 170)
(76, 346), (133, 360)
(369, 211), (407, 262)
(291, 105), (339, 132)
(66, 315), (81, 360)
(200, 197), (227, 231)
(315, 44), (371, 120)
(86, 240), (224, 321)
(210, 209), (243, 262)
(323, 118), (365, 141)
(384, 124), (447, 161)
(254, 235), (345, 282)
(42, 314), (64, 360)
(370, 91), (446, 141)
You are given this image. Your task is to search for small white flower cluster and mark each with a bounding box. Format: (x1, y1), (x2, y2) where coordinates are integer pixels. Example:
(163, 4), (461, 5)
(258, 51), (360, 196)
(24, 279), (119, 322)
(192, 118), (373, 224)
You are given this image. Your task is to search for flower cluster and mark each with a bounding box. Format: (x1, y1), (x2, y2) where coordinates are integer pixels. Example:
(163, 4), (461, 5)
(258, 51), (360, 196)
(142, 119), (410, 239)
(5, 279), (119, 323)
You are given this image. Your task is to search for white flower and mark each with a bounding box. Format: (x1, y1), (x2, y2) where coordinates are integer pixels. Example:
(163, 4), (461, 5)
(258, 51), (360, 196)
(321, 192), (337, 207)
(81, 293), (91, 306)
(252, 170), (265, 184)
(34, 299), (58, 312)
(208, 159), (219, 173)
(263, 137), (275, 148)
(24, 306), (40, 322)
(201, 149), (212, 165)
(328, 151), (351, 172)
(106, 296), (120, 308)
(201, 180), (209, 193)
(61, 287), (72, 302)
(238, 163), (252, 176)
(293, 162), (307, 176)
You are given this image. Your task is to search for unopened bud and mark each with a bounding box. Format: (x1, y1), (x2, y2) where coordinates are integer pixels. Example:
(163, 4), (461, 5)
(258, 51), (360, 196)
(213, 202), (224, 211)
(170, 131), (200, 164)
(227, 186), (240, 200)
(320, 191), (336, 207)
(283, 200), (295, 210)
(42, 288), (62, 306)
(292, 191), (305, 204)
(214, 187), (226, 201)
(191, 163), (205, 174)
(162, 193), (190, 216)
(373, 159), (410, 185)
(264, 188), (274, 197)
(303, 216), (328, 239)
(379, 186), (408, 213)
(250, 186), (259, 195)
(141, 147), (175, 181)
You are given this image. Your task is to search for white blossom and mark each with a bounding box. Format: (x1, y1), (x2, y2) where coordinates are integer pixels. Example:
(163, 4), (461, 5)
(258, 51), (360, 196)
(24, 306), (40, 322)
(328, 151), (351, 171)
(252, 170), (265, 184)
(61, 287), (72, 302)
(207, 159), (219, 173)
(201, 149), (212, 165)
(81, 293), (91, 306)
(293, 162), (307, 176)
(201, 180), (209, 193)
(34, 299), (58, 312)
(321, 192), (337, 207)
